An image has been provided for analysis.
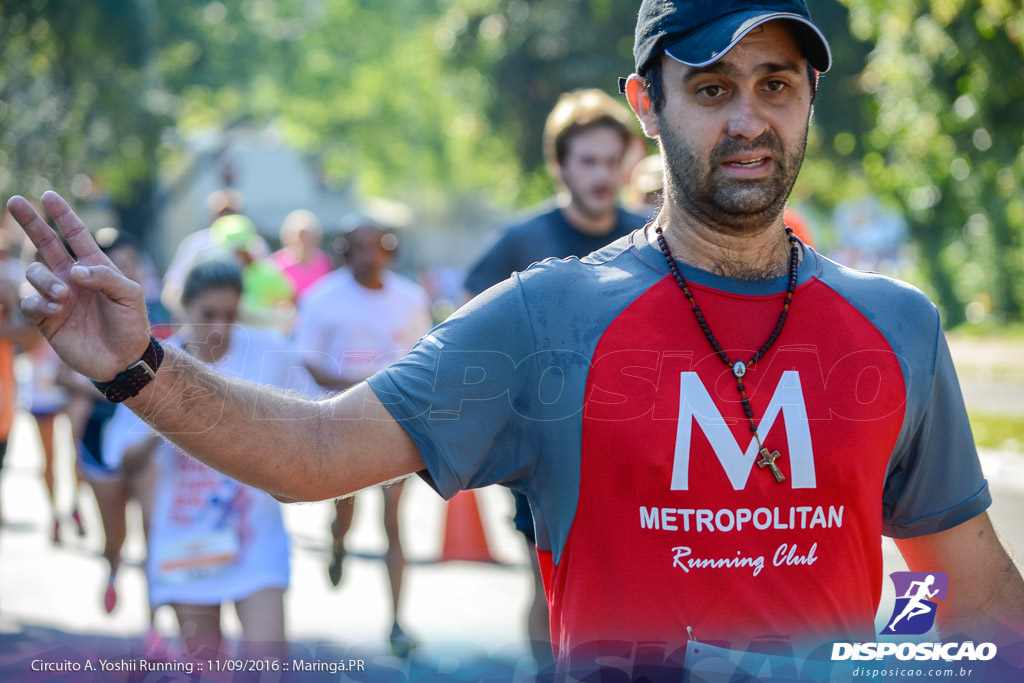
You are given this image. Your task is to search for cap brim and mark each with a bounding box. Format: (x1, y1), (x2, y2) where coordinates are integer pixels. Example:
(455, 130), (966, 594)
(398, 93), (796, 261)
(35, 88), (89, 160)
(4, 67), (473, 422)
(664, 12), (831, 73)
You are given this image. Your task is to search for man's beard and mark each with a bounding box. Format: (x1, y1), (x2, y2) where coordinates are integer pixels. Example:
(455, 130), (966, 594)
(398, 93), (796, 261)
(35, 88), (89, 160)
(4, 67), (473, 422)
(659, 118), (807, 233)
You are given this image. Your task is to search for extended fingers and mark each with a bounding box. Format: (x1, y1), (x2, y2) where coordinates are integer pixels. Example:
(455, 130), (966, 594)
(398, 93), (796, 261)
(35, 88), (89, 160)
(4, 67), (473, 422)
(40, 191), (106, 264)
(6, 196), (74, 271)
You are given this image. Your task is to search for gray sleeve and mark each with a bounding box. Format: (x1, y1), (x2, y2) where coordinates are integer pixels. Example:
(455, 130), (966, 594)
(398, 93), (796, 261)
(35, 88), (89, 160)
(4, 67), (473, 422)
(882, 324), (991, 538)
(366, 274), (540, 499)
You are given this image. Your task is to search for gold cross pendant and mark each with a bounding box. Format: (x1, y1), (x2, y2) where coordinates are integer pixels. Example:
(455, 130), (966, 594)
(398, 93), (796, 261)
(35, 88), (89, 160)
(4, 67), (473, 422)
(756, 447), (786, 483)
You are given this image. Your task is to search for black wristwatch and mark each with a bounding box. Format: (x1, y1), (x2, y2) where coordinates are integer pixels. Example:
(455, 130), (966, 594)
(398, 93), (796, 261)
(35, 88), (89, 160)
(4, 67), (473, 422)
(91, 335), (165, 403)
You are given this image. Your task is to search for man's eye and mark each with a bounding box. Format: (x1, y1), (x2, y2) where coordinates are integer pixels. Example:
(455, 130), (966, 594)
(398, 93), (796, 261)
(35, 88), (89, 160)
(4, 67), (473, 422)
(766, 80), (787, 92)
(699, 84), (724, 98)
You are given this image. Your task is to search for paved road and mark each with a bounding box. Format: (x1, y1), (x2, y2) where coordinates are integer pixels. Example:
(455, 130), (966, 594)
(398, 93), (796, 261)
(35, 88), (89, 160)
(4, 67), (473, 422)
(0, 412), (537, 680)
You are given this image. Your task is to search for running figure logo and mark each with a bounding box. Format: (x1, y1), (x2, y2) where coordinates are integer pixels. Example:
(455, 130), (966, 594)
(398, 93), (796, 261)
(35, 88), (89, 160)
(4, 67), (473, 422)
(881, 571), (949, 635)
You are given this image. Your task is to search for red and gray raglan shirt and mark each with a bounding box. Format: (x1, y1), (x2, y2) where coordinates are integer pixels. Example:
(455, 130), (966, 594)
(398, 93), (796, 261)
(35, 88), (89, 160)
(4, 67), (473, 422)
(367, 229), (990, 664)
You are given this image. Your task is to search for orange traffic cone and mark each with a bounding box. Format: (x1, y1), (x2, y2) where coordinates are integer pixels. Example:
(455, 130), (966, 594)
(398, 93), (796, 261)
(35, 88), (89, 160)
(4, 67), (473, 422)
(439, 491), (495, 563)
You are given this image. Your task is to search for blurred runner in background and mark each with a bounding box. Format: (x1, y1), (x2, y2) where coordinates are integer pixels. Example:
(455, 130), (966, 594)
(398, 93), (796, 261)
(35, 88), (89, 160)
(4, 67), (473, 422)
(105, 258), (301, 661)
(294, 221), (430, 657)
(161, 189), (271, 318)
(271, 209), (332, 300)
(210, 215), (295, 331)
(0, 211), (37, 530)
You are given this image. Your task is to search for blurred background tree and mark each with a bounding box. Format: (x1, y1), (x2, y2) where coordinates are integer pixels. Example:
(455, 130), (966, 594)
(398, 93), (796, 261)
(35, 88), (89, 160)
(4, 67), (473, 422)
(151, 0), (524, 211)
(2, 0), (1023, 326)
(838, 0), (1024, 326)
(437, 0), (643, 201)
(0, 1), (168, 242)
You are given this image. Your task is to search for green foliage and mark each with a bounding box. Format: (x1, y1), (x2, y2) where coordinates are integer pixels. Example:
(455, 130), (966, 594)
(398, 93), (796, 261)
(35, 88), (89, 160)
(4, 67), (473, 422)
(151, 0), (524, 205)
(969, 412), (1024, 453)
(276, 0), (522, 202)
(0, 1), (167, 232)
(790, 2), (875, 207)
(953, 320), (1024, 341)
(838, 0), (1024, 324)
(2, 0), (1023, 324)
(1, 2), (163, 201)
(439, 0), (640, 203)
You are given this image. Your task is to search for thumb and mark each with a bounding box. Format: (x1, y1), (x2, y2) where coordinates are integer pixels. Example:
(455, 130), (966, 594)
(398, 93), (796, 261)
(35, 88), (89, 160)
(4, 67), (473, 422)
(71, 265), (142, 303)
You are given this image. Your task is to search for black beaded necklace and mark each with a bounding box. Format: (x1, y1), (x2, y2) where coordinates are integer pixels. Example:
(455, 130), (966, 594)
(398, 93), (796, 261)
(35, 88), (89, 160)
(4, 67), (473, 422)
(654, 224), (800, 483)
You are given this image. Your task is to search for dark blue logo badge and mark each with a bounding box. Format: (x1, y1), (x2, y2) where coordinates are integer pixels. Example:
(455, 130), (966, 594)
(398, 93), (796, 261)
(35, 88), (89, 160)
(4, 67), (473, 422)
(880, 571), (949, 635)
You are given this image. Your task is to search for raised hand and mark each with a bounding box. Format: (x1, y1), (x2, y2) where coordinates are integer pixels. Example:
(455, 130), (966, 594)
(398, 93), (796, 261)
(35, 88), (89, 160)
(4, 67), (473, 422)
(8, 191), (152, 382)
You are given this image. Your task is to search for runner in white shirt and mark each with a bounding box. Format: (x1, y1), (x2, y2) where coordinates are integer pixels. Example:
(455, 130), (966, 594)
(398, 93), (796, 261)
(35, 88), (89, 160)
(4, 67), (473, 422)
(293, 223), (431, 656)
(106, 258), (308, 661)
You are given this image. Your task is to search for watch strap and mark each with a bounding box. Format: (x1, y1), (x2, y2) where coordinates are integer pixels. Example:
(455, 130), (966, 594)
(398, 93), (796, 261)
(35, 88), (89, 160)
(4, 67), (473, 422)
(92, 336), (164, 403)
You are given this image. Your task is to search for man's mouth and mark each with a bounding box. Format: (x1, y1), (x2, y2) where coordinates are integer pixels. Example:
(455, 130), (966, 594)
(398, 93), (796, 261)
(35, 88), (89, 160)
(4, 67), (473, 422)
(725, 157), (769, 168)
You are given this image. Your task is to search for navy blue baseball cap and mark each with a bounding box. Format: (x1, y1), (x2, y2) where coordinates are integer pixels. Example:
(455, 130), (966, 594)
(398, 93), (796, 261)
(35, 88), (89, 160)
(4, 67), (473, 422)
(632, 0), (832, 76)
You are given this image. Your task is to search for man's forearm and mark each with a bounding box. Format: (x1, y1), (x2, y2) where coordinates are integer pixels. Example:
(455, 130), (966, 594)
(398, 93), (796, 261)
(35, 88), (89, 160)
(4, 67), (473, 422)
(124, 344), (423, 502)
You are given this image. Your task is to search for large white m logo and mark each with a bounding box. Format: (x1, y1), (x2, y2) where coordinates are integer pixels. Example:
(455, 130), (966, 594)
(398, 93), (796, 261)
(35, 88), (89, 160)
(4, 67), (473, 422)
(671, 370), (815, 490)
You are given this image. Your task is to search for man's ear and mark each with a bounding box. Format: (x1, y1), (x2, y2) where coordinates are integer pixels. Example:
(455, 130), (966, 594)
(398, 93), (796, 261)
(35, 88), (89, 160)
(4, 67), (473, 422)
(625, 74), (659, 138)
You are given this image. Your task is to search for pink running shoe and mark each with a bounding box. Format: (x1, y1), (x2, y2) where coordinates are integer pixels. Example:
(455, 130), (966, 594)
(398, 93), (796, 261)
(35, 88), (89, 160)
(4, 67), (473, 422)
(103, 579), (117, 614)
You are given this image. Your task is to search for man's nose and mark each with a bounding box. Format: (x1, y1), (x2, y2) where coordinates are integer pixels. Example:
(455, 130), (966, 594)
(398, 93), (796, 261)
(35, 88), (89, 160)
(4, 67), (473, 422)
(725, 91), (770, 141)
